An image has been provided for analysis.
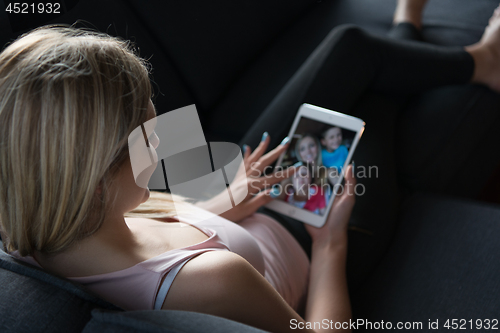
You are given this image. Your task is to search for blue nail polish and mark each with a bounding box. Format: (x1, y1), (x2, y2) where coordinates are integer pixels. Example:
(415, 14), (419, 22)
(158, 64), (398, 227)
(269, 187), (281, 199)
(242, 144), (249, 152)
(280, 137), (290, 145)
(293, 161), (303, 167)
(261, 132), (269, 142)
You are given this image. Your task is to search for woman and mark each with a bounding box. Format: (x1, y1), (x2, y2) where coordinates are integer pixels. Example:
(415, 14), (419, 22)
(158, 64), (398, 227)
(2, 1), (500, 333)
(0, 25), (352, 333)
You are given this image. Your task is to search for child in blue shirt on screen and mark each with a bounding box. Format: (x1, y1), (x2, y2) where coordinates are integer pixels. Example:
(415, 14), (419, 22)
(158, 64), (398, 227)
(320, 126), (348, 172)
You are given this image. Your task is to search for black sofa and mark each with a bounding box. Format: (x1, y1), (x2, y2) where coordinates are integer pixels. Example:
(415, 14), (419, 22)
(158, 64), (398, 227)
(2, 0), (500, 332)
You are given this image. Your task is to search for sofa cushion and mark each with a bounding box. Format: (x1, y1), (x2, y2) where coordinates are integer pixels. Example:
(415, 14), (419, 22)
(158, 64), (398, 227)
(0, 250), (120, 333)
(396, 85), (500, 198)
(352, 193), (500, 330)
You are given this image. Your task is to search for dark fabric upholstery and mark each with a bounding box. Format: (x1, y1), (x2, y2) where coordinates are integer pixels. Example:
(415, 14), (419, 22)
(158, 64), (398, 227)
(0, 250), (120, 333)
(352, 194), (500, 328)
(396, 85), (500, 198)
(2, 0), (498, 143)
(83, 309), (267, 333)
(123, 0), (316, 111)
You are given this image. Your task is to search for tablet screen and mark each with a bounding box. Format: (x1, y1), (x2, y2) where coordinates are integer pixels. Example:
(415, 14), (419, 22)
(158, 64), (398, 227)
(273, 116), (357, 217)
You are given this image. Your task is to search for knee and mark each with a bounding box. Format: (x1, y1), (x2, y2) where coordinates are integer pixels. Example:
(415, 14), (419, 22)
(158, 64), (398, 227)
(318, 24), (373, 64)
(326, 24), (367, 47)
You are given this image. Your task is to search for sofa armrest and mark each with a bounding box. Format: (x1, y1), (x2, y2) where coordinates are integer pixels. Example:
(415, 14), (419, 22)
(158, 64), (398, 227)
(0, 250), (120, 333)
(83, 309), (268, 333)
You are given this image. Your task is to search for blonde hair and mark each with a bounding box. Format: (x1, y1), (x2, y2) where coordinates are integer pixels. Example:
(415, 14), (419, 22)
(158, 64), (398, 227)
(0, 26), (178, 256)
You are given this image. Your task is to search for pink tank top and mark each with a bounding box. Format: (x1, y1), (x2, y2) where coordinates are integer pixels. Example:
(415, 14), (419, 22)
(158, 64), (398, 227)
(10, 205), (309, 311)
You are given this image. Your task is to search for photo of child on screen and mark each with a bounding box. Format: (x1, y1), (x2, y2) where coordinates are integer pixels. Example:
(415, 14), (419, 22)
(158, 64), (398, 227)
(284, 163), (329, 215)
(320, 126), (349, 172)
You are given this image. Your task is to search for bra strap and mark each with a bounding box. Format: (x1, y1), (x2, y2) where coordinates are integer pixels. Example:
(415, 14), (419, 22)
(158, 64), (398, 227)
(154, 260), (189, 310)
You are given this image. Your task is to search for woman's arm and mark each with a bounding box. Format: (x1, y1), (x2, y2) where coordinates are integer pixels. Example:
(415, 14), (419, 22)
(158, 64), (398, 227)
(163, 250), (311, 333)
(162, 166), (355, 332)
(303, 165), (355, 331)
(305, 242), (350, 330)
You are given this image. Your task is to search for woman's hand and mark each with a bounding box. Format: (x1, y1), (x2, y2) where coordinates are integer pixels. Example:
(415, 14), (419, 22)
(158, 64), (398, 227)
(196, 133), (297, 223)
(304, 165), (356, 248)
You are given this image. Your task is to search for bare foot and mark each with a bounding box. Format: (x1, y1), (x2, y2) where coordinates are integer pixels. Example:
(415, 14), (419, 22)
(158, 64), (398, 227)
(393, 0), (429, 29)
(465, 6), (500, 93)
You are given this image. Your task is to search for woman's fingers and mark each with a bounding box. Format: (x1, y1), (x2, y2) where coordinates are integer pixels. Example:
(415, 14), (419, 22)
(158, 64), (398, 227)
(327, 165), (356, 212)
(243, 144), (251, 159)
(251, 139), (290, 174)
(246, 165), (298, 194)
(246, 132), (271, 166)
(261, 165), (297, 186)
(339, 165), (356, 203)
(242, 144), (252, 170)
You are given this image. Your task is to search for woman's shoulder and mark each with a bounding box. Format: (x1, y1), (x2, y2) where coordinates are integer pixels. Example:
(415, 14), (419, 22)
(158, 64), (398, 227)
(162, 250), (250, 307)
(163, 250), (262, 308)
(162, 250), (304, 333)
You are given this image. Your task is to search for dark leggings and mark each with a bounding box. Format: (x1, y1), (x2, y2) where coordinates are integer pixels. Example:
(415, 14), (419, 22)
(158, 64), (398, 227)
(240, 23), (474, 289)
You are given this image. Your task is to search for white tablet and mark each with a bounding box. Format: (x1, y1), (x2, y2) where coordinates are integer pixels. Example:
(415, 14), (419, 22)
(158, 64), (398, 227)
(265, 103), (364, 228)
